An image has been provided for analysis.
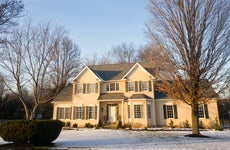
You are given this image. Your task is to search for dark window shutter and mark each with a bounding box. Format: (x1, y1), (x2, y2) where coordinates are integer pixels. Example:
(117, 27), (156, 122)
(95, 83), (98, 93)
(86, 106), (89, 119)
(139, 81), (142, 92)
(163, 105), (167, 119)
(57, 107), (60, 119)
(95, 106), (97, 119)
(87, 84), (90, 93)
(83, 84), (86, 94)
(82, 106), (85, 119)
(73, 107), (76, 119)
(148, 81), (152, 92)
(69, 107), (72, 119)
(126, 82), (128, 92)
(204, 104), (209, 119)
(135, 81), (138, 92)
(174, 105), (178, 119)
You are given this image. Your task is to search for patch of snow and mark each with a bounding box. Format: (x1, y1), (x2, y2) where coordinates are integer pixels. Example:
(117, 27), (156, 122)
(1, 129), (230, 149)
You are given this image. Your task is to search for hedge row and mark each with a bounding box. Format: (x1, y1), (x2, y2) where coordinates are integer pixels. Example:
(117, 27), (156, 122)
(0, 120), (63, 145)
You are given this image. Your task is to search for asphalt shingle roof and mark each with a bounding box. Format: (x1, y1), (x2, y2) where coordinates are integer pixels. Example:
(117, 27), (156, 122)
(88, 62), (156, 81)
(52, 84), (73, 102)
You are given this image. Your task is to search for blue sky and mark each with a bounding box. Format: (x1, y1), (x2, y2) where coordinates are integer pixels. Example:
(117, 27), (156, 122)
(22, 0), (148, 57)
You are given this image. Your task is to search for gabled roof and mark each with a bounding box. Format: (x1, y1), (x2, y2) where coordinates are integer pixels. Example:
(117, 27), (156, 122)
(52, 84), (73, 103)
(88, 62), (156, 81)
(154, 91), (169, 99)
(72, 66), (103, 82)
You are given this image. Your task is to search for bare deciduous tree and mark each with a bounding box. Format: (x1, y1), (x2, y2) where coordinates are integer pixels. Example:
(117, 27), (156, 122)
(51, 36), (81, 93)
(146, 0), (230, 136)
(112, 42), (137, 64)
(0, 20), (81, 120)
(0, 0), (23, 44)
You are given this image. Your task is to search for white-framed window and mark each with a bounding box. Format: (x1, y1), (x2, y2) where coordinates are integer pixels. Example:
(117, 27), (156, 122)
(74, 107), (82, 119)
(88, 106), (94, 119)
(106, 83), (119, 92)
(134, 104), (143, 118)
(88, 84), (96, 93)
(140, 81), (148, 91)
(147, 104), (151, 118)
(75, 84), (83, 94)
(57, 107), (71, 119)
(128, 82), (135, 92)
(198, 104), (209, 119)
(163, 105), (178, 119)
(166, 105), (174, 118)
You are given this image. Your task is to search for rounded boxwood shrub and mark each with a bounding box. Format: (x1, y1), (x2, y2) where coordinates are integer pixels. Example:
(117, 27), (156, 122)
(28, 120), (63, 145)
(0, 120), (63, 145)
(0, 120), (29, 144)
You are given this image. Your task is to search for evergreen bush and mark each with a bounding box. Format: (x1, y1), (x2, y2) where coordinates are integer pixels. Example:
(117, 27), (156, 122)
(72, 123), (78, 128)
(0, 120), (29, 144)
(182, 120), (190, 128)
(0, 120), (63, 145)
(199, 120), (205, 129)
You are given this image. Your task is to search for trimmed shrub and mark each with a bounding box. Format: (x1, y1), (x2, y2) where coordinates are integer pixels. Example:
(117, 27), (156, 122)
(0, 120), (63, 145)
(28, 120), (63, 145)
(199, 120), (205, 129)
(0, 120), (29, 144)
(168, 119), (175, 128)
(210, 117), (222, 131)
(182, 120), (190, 128)
(84, 123), (94, 128)
(72, 123), (78, 128)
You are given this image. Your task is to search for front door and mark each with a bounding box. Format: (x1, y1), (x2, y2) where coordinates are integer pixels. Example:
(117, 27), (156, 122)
(108, 106), (117, 123)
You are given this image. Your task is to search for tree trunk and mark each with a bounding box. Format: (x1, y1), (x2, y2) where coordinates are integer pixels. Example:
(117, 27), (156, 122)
(191, 102), (200, 135)
(29, 104), (38, 120)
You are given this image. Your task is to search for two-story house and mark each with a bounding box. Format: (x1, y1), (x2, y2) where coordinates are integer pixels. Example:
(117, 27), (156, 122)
(52, 63), (219, 128)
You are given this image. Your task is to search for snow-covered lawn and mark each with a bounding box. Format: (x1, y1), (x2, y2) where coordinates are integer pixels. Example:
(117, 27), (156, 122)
(0, 128), (230, 149)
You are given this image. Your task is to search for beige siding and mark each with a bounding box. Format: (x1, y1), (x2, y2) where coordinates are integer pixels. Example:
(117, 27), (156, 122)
(155, 99), (219, 128)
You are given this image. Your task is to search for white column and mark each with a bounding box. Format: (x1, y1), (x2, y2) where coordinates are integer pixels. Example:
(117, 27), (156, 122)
(122, 100), (124, 125)
(97, 102), (100, 123)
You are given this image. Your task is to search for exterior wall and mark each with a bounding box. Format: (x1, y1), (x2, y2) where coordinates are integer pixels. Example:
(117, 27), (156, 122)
(71, 68), (100, 127)
(155, 99), (219, 128)
(124, 65), (154, 98)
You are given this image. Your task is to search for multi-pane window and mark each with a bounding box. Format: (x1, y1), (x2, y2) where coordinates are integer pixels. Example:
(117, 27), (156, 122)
(74, 107), (82, 119)
(134, 104), (143, 118)
(88, 106), (94, 119)
(128, 105), (131, 118)
(198, 104), (209, 119)
(166, 105), (174, 118)
(128, 82), (135, 92)
(147, 104), (151, 118)
(163, 105), (178, 119)
(140, 81), (148, 91)
(57, 107), (71, 119)
(75, 84), (83, 94)
(106, 83), (119, 92)
(88, 84), (96, 93)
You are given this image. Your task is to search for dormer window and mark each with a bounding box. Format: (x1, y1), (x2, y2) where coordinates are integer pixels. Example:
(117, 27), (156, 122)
(106, 83), (119, 92)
